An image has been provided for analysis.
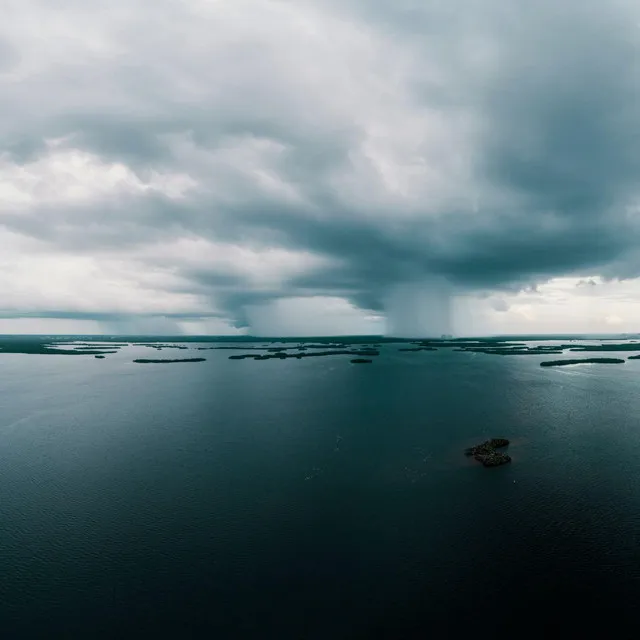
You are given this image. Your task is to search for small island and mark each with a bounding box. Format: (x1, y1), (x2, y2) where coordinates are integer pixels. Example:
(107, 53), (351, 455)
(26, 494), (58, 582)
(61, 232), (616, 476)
(540, 358), (625, 367)
(133, 358), (206, 364)
(464, 438), (511, 467)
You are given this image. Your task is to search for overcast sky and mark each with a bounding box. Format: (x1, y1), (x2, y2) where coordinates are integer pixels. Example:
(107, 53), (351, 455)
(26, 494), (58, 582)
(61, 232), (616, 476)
(2, 0), (640, 336)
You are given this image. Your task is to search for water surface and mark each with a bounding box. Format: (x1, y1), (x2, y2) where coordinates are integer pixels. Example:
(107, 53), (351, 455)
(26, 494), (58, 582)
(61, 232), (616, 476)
(1, 341), (640, 637)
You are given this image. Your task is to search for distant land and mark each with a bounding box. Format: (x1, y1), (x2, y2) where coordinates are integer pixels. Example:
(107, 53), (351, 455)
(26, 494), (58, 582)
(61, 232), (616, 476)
(1, 335), (640, 366)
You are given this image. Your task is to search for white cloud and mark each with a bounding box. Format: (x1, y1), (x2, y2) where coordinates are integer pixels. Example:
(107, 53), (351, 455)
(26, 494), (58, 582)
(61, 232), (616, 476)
(0, 141), (196, 209)
(0, 228), (208, 316)
(452, 276), (640, 335)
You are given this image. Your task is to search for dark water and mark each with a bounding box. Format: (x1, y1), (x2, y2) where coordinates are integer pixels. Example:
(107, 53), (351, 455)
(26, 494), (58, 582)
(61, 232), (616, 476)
(1, 342), (640, 637)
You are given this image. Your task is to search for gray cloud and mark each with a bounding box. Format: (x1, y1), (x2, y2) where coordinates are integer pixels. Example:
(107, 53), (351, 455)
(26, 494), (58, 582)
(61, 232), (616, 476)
(3, 0), (640, 333)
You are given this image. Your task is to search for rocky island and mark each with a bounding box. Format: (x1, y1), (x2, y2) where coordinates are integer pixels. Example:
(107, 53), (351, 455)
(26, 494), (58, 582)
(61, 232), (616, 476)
(464, 438), (511, 467)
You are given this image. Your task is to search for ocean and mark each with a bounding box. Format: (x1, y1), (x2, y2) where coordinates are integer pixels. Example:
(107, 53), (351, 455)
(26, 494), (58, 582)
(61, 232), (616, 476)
(1, 338), (640, 637)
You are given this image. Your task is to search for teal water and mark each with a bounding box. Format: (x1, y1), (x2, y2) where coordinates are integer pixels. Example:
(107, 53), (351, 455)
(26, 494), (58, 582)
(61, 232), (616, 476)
(1, 342), (640, 637)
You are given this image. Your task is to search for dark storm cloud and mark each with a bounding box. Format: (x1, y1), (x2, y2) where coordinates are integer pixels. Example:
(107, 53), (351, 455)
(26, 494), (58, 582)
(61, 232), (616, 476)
(3, 0), (640, 328)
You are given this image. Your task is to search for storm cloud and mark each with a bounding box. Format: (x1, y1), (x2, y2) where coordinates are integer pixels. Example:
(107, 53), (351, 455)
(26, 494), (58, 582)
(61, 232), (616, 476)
(2, 0), (640, 335)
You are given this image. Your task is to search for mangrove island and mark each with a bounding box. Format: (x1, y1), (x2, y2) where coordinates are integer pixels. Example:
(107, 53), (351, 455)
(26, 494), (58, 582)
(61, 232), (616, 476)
(465, 438), (511, 467)
(540, 358), (625, 367)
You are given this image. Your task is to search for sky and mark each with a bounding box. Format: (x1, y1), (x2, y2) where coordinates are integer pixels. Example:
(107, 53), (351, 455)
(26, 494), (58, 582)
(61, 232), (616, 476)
(2, 0), (640, 336)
